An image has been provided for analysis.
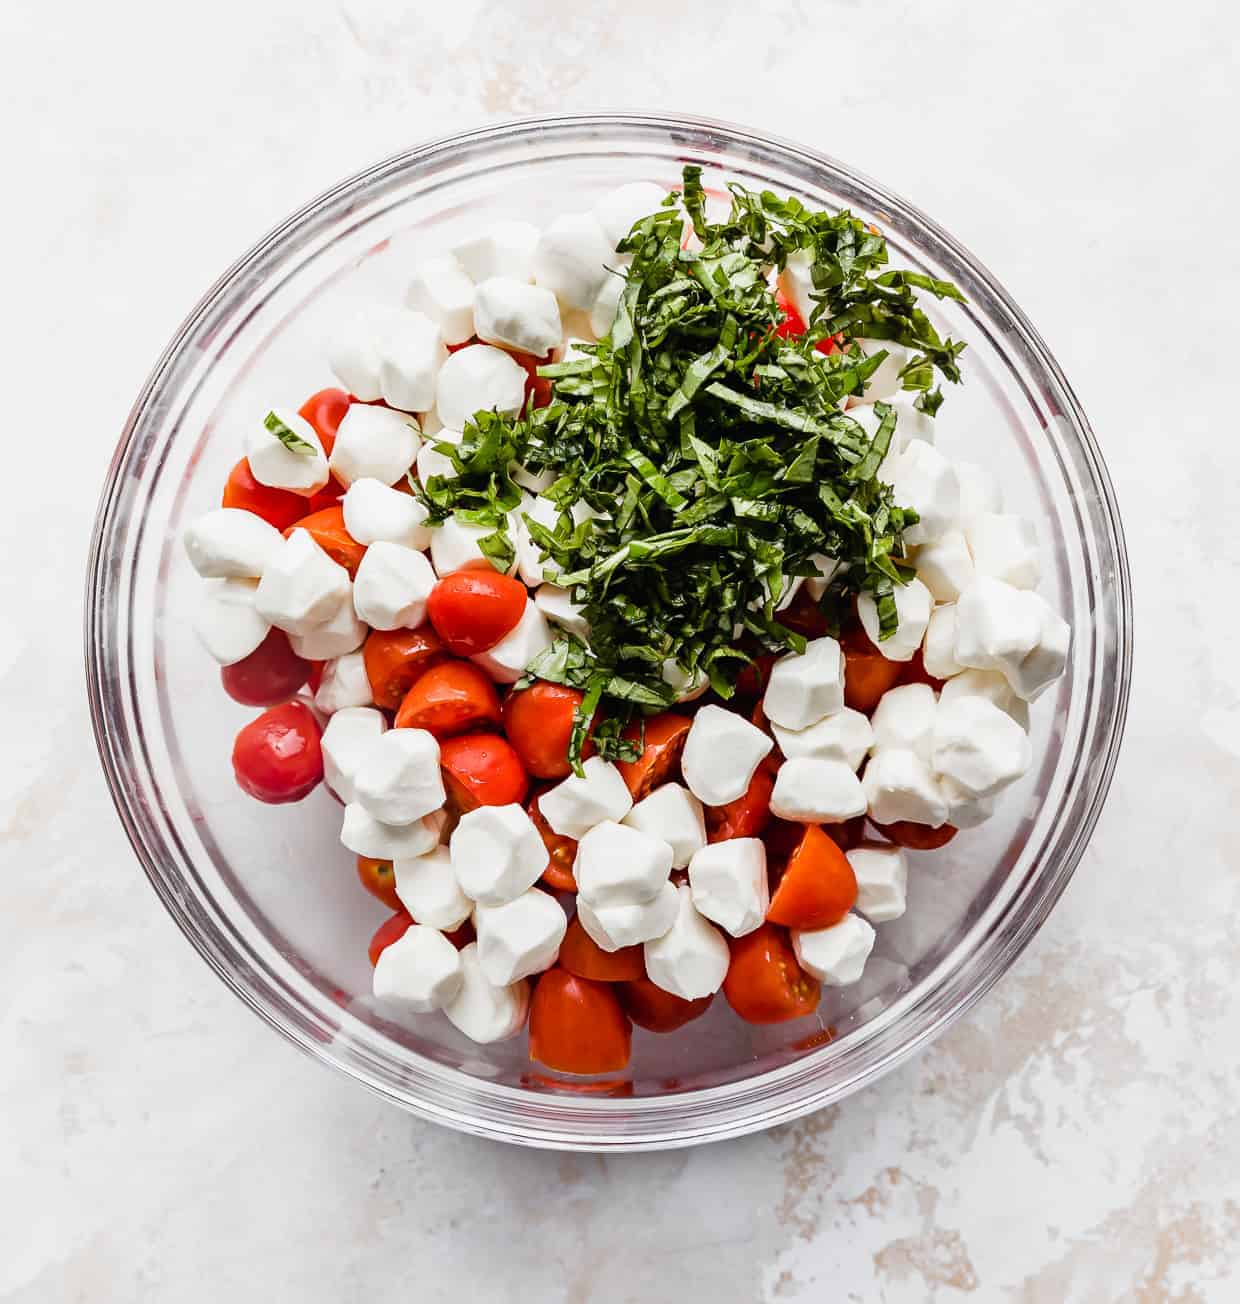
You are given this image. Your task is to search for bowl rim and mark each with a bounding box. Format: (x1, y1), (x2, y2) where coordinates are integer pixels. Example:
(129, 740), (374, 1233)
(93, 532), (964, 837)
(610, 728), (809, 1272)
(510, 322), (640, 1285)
(85, 111), (1132, 1150)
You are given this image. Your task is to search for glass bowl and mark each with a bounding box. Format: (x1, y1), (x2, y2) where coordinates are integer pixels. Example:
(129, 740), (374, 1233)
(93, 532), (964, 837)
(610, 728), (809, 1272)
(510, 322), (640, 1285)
(85, 113), (1131, 1150)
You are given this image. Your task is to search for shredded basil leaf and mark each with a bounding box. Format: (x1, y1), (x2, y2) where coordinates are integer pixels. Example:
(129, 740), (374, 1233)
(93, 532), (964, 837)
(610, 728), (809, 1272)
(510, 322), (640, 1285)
(264, 411), (317, 455)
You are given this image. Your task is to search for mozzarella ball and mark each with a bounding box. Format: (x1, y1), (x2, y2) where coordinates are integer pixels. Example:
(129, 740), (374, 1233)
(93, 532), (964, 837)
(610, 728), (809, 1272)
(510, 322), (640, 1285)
(533, 584), (590, 640)
(288, 594), (368, 660)
(393, 846), (472, 932)
(352, 541), (436, 630)
(405, 254), (475, 346)
(244, 409), (329, 496)
(622, 784), (707, 870)
(861, 748), (949, 827)
(593, 181), (667, 246)
(931, 694), (1032, 798)
(770, 757), (868, 824)
(857, 576), (933, 663)
(538, 757), (633, 839)
(643, 886), (729, 1001)
(533, 212), (615, 310)
(255, 529), (351, 636)
(435, 344), (526, 431)
(329, 404), (421, 488)
(473, 277), (562, 357)
(888, 439), (960, 546)
(771, 708), (874, 771)
(856, 339), (918, 404)
(443, 943), (531, 1043)
(314, 650), (374, 714)
(681, 704), (774, 806)
(870, 683), (938, 762)
(451, 219), (540, 284)
(342, 478), (431, 550)
(687, 838), (769, 938)
(450, 804), (547, 907)
(340, 804), (445, 860)
(763, 636), (846, 731)
(847, 844), (908, 924)
(321, 707), (387, 804)
(193, 578), (270, 665)
(573, 820), (674, 908)
(793, 914), (875, 986)
(474, 888), (568, 985)
(576, 880), (679, 952)
(967, 513), (1041, 590)
(589, 274), (625, 338)
(915, 528), (975, 603)
(470, 600), (553, 684)
(922, 604), (964, 681)
(376, 309), (447, 413)
(353, 728), (445, 826)
(372, 924), (463, 1013)
(184, 508), (282, 580)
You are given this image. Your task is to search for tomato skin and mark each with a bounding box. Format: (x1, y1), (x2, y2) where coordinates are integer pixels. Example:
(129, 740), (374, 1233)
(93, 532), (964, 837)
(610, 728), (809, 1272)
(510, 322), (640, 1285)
(619, 978), (713, 1032)
(558, 917), (644, 982)
(363, 627), (446, 711)
(504, 682), (590, 780)
(529, 969), (632, 1074)
(705, 764), (775, 843)
(824, 814), (867, 853)
(426, 570), (528, 655)
(735, 653), (777, 699)
(723, 923), (821, 1024)
(777, 587), (830, 639)
(231, 702), (323, 804)
(357, 856), (402, 911)
(870, 819), (959, 850)
(528, 792), (578, 891)
(297, 387), (350, 456)
(282, 505), (366, 577)
(896, 649), (947, 693)
(766, 825), (858, 930)
(841, 625), (904, 714)
(394, 660), (502, 737)
(367, 911), (413, 966)
(221, 458), (306, 531)
(439, 733), (528, 809)
(219, 628), (310, 706)
(510, 349), (554, 411)
(615, 712), (692, 799)
(774, 289), (809, 339)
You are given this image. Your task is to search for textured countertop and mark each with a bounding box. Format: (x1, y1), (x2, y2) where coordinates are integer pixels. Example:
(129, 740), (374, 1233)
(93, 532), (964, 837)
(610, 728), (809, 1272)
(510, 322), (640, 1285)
(3, 0), (1236, 1298)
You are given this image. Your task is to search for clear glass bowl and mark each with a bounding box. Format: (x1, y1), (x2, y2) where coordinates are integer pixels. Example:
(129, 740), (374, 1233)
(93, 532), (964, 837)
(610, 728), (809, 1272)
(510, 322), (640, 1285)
(85, 114), (1131, 1150)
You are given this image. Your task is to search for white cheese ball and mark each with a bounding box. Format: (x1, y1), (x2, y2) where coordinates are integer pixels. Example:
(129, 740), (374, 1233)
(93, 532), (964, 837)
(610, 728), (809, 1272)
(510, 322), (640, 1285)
(329, 404), (421, 488)
(434, 344), (527, 432)
(856, 576), (933, 663)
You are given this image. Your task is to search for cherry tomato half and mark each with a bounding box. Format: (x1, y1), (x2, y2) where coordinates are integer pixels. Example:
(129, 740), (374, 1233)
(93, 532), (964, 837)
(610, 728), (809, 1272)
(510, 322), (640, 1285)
(558, 916), (645, 982)
(766, 825), (857, 931)
(528, 792), (578, 891)
(221, 458), (306, 531)
(529, 969), (632, 1074)
(357, 856), (402, 911)
(777, 587), (830, 639)
(283, 504), (366, 577)
(705, 764), (775, 843)
(297, 387), (350, 456)
(896, 648), (947, 693)
(841, 625), (904, 715)
(619, 978), (714, 1032)
(504, 681), (590, 780)
(511, 349), (554, 411)
(870, 819), (959, 850)
(394, 660), (502, 737)
(439, 733), (528, 810)
(231, 701), (323, 804)
(426, 570), (527, 655)
(615, 712), (692, 799)
(219, 628), (310, 707)
(734, 652), (777, 699)
(367, 911), (413, 967)
(723, 924), (820, 1025)
(824, 814), (868, 853)
(363, 626), (446, 711)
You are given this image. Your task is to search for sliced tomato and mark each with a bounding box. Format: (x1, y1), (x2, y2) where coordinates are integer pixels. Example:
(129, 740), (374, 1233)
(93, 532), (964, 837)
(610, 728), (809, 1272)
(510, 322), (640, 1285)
(510, 349), (554, 411)
(297, 387), (350, 455)
(841, 624), (903, 714)
(618, 978), (714, 1032)
(558, 916), (644, 982)
(394, 660), (502, 737)
(503, 682), (591, 780)
(766, 825), (857, 930)
(777, 587), (830, 639)
(870, 819), (959, 850)
(221, 458), (306, 531)
(219, 628), (310, 706)
(723, 924), (820, 1024)
(282, 504), (366, 576)
(528, 792), (578, 891)
(367, 911), (413, 966)
(439, 733), (528, 810)
(426, 570), (527, 654)
(705, 764), (775, 843)
(529, 969), (632, 1074)
(231, 702), (322, 804)
(824, 814), (868, 853)
(357, 856), (402, 912)
(735, 652), (777, 699)
(362, 626), (446, 711)
(615, 712), (692, 799)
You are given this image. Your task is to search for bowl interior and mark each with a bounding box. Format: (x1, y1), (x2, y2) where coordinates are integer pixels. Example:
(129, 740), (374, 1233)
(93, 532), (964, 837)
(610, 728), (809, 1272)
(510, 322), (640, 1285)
(89, 116), (1128, 1147)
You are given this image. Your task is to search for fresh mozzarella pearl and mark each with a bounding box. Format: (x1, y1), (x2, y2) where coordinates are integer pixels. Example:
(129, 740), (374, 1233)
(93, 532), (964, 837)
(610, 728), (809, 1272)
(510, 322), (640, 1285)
(255, 529), (351, 636)
(855, 339), (918, 404)
(470, 600), (552, 685)
(245, 409), (329, 496)
(770, 757), (867, 823)
(857, 575), (933, 663)
(862, 748), (949, 827)
(1001, 591), (1070, 701)
(932, 694), (1032, 798)
(847, 844), (908, 923)
(415, 427), (463, 486)
(956, 459), (1003, 525)
(804, 552), (846, 601)
(870, 683), (938, 762)
(340, 804), (444, 859)
(451, 219), (540, 284)
(939, 775), (997, 829)
(661, 658), (709, 703)
(393, 846), (472, 931)
(288, 592), (367, 659)
(342, 478), (431, 550)
(576, 880), (679, 952)
(352, 541), (436, 631)
(938, 667), (1030, 731)
(681, 705), (774, 807)
(533, 212), (615, 310)
(184, 508), (282, 579)
(887, 439), (960, 546)
(475, 888), (568, 985)
(953, 577), (1042, 673)
(966, 513), (1041, 590)
(434, 344), (527, 431)
(429, 514), (510, 576)
(763, 635), (845, 731)
(644, 886), (729, 1001)
(915, 528), (975, 602)
(538, 757), (633, 839)
(574, 820), (674, 907)
(320, 706), (387, 804)
(589, 274), (624, 338)
(329, 404), (421, 489)
(375, 310), (447, 413)
(473, 277), (562, 357)
(593, 181), (667, 246)
(353, 728), (445, 826)
(922, 603), (964, 680)
(687, 837), (769, 938)
(372, 924), (464, 1013)
(443, 943), (530, 1043)
(405, 255), (475, 346)
(193, 578), (270, 665)
(314, 650), (373, 714)
(450, 803), (548, 907)
(622, 784), (706, 870)
(771, 708), (874, 771)
(793, 913), (875, 986)
(533, 584), (590, 640)
(328, 310), (386, 401)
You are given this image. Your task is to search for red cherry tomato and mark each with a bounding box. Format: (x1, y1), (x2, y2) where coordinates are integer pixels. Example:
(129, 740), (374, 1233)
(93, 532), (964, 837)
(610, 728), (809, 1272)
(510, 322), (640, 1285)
(367, 911), (413, 966)
(766, 825), (858, 931)
(231, 702), (323, 804)
(304, 475), (346, 515)
(705, 764), (775, 843)
(394, 660), (502, 737)
(510, 349), (554, 411)
(558, 917), (645, 982)
(503, 682), (591, 780)
(735, 652), (777, 699)
(824, 814), (868, 853)
(619, 978), (714, 1032)
(362, 627), (446, 711)
(723, 924), (820, 1024)
(841, 624), (904, 714)
(615, 713), (692, 799)
(219, 628), (310, 706)
(357, 856), (402, 911)
(529, 969), (632, 1074)
(439, 733), (528, 810)
(773, 290), (842, 356)
(896, 649), (947, 692)
(283, 505), (366, 577)
(777, 587), (830, 638)
(297, 387), (350, 456)
(870, 819), (959, 850)
(528, 792), (578, 891)
(426, 570), (527, 655)
(221, 458), (306, 531)
(306, 661), (325, 696)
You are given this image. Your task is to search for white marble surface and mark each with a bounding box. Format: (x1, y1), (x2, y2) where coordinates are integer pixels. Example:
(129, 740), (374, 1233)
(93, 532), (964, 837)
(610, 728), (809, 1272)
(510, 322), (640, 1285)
(2, 0), (1237, 1298)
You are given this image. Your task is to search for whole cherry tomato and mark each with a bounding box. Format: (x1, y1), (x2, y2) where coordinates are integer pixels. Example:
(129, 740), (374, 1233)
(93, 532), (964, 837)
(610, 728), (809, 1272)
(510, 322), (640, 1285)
(723, 924), (821, 1024)
(528, 792), (578, 891)
(615, 712), (692, 799)
(219, 628), (310, 707)
(394, 660), (502, 737)
(439, 733), (528, 809)
(558, 917), (645, 982)
(504, 681), (590, 780)
(362, 627), (446, 711)
(426, 570), (527, 655)
(705, 764), (775, 843)
(870, 819), (959, 850)
(841, 624), (903, 714)
(766, 825), (858, 931)
(619, 978), (714, 1032)
(283, 505), (366, 576)
(367, 911), (413, 966)
(231, 701), (323, 804)
(297, 387), (350, 455)
(221, 458), (306, 531)
(357, 856), (402, 911)
(529, 969), (632, 1074)
(734, 652), (777, 699)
